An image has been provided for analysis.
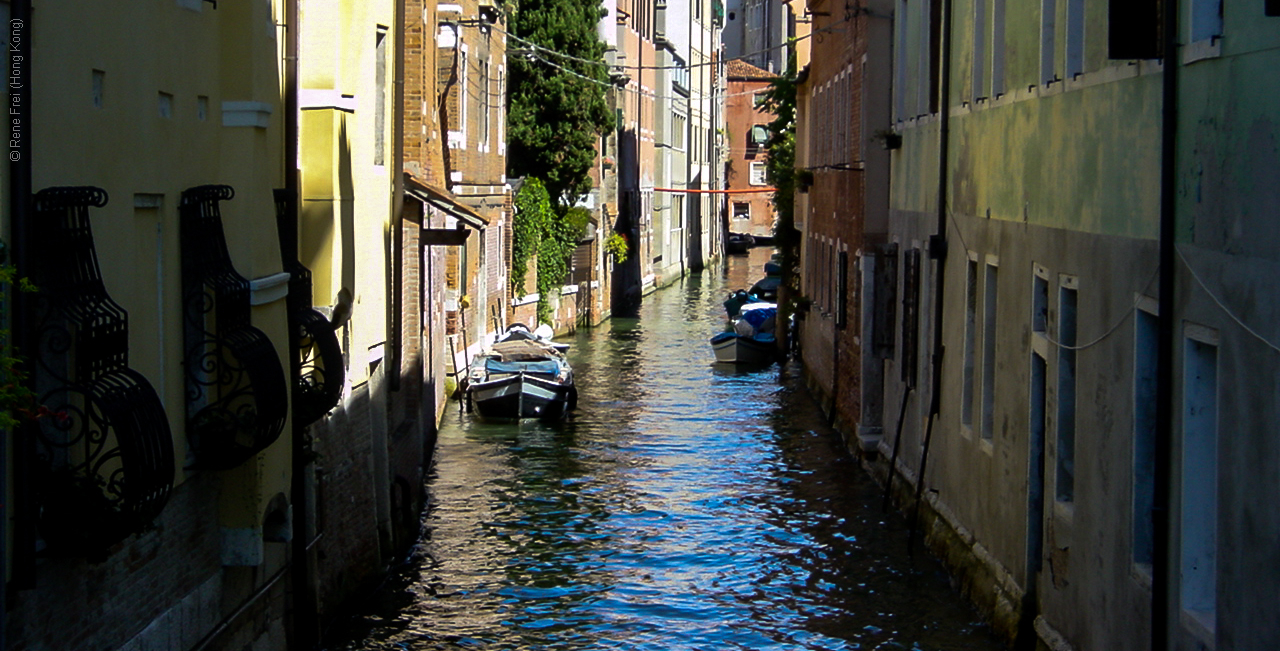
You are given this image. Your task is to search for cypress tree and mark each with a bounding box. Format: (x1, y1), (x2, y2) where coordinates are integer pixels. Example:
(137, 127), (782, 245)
(507, 0), (615, 208)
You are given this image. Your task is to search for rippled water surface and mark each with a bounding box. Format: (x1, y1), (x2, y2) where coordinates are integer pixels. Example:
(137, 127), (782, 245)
(328, 253), (1002, 651)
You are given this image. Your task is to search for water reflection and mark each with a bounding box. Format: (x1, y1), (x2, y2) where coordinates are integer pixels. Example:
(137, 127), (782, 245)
(325, 253), (1000, 651)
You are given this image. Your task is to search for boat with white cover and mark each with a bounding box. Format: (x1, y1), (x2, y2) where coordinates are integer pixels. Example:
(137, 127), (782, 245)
(710, 302), (778, 365)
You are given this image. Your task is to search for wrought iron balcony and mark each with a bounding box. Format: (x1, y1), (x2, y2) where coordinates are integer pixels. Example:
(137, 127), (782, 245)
(180, 185), (288, 470)
(273, 189), (343, 427)
(27, 186), (175, 558)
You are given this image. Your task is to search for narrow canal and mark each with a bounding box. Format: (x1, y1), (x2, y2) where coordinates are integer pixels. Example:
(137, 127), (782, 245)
(326, 251), (1003, 651)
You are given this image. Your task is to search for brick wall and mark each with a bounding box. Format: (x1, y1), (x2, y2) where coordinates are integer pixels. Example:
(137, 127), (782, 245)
(311, 386), (383, 617)
(796, 8), (869, 433)
(4, 474), (262, 651)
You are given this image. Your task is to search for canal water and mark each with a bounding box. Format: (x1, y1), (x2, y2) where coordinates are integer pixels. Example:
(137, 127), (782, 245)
(326, 250), (1003, 651)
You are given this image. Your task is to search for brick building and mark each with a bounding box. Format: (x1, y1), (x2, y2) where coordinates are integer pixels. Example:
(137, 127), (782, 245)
(725, 60), (779, 239)
(793, 0), (892, 447)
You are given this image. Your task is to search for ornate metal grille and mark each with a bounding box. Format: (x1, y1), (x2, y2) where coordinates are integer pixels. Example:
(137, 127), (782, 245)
(273, 189), (343, 427)
(180, 185), (288, 469)
(27, 186), (175, 558)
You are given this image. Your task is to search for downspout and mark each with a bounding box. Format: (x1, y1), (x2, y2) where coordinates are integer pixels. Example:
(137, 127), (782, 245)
(1152, 0), (1179, 646)
(281, 2), (320, 649)
(389, 0), (406, 393)
(9, 0), (34, 605)
(906, 0), (952, 557)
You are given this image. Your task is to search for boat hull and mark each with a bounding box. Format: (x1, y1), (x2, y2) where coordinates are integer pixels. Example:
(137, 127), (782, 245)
(467, 372), (575, 420)
(710, 333), (776, 365)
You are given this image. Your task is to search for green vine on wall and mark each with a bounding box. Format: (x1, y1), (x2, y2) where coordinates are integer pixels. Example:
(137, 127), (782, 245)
(0, 264), (40, 430)
(512, 178), (551, 296)
(513, 179), (593, 326)
(534, 206), (590, 325)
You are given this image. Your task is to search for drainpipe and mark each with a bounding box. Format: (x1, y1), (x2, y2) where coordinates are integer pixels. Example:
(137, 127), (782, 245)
(907, 0), (952, 556)
(281, 2), (321, 649)
(388, 0), (406, 393)
(1151, 0), (1179, 646)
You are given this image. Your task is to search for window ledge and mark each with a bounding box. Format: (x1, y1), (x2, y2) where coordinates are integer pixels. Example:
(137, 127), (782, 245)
(249, 271), (292, 305)
(1181, 607), (1216, 648)
(222, 101), (273, 128)
(511, 293), (539, 307)
(1183, 38), (1222, 65)
(1131, 562), (1153, 591)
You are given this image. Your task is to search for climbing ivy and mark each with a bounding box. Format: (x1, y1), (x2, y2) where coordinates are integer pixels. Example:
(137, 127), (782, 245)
(534, 206), (590, 325)
(512, 178), (551, 295)
(512, 180), (592, 326)
(0, 265), (39, 430)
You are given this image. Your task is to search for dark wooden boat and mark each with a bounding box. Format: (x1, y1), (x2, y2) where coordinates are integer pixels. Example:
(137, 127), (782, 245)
(465, 326), (576, 420)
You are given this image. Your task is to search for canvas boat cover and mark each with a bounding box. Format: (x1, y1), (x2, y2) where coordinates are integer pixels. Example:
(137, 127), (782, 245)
(488, 338), (562, 362)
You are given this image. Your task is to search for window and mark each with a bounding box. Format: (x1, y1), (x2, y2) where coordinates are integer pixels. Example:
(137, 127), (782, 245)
(1108, 0), (1161, 59)
(92, 70), (105, 108)
(158, 92), (173, 118)
(480, 57), (491, 152)
(972, 0), (987, 100)
(1190, 0), (1223, 42)
(894, 0), (908, 120)
(981, 261), (998, 439)
(1132, 306), (1157, 568)
(1066, 0), (1085, 77)
(498, 66), (506, 154)
(375, 27), (387, 165)
(1056, 280), (1077, 502)
(836, 251), (848, 329)
(673, 113), (687, 151)
(992, 0), (1006, 95)
(732, 202), (750, 221)
(872, 244), (898, 357)
(749, 161), (767, 186)
(197, 95), (209, 121)
(1181, 327), (1219, 635)
(1032, 272), (1049, 333)
(962, 257), (978, 427)
(928, 0), (943, 113)
(1041, 0), (1057, 84)
(901, 248), (921, 387)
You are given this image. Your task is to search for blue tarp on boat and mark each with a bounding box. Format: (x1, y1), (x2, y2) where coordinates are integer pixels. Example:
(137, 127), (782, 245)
(485, 358), (562, 375)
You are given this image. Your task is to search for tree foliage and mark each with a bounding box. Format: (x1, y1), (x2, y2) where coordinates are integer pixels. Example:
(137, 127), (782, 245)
(507, 0), (615, 208)
(757, 53), (801, 347)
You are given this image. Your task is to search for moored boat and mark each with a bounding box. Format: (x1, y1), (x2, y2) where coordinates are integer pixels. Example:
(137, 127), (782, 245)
(710, 330), (777, 364)
(465, 325), (577, 420)
(710, 302), (778, 365)
(727, 232), (753, 254)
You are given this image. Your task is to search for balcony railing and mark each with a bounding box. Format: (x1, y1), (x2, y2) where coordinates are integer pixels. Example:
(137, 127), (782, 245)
(180, 185), (287, 469)
(27, 186), (175, 558)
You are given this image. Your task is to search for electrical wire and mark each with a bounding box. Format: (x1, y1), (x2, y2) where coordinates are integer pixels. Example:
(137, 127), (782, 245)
(1176, 245), (1280, 354)
(947, 210), (1160, 353)
(1041, 264), (1160, 351)
(466, 11), (854, 73)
